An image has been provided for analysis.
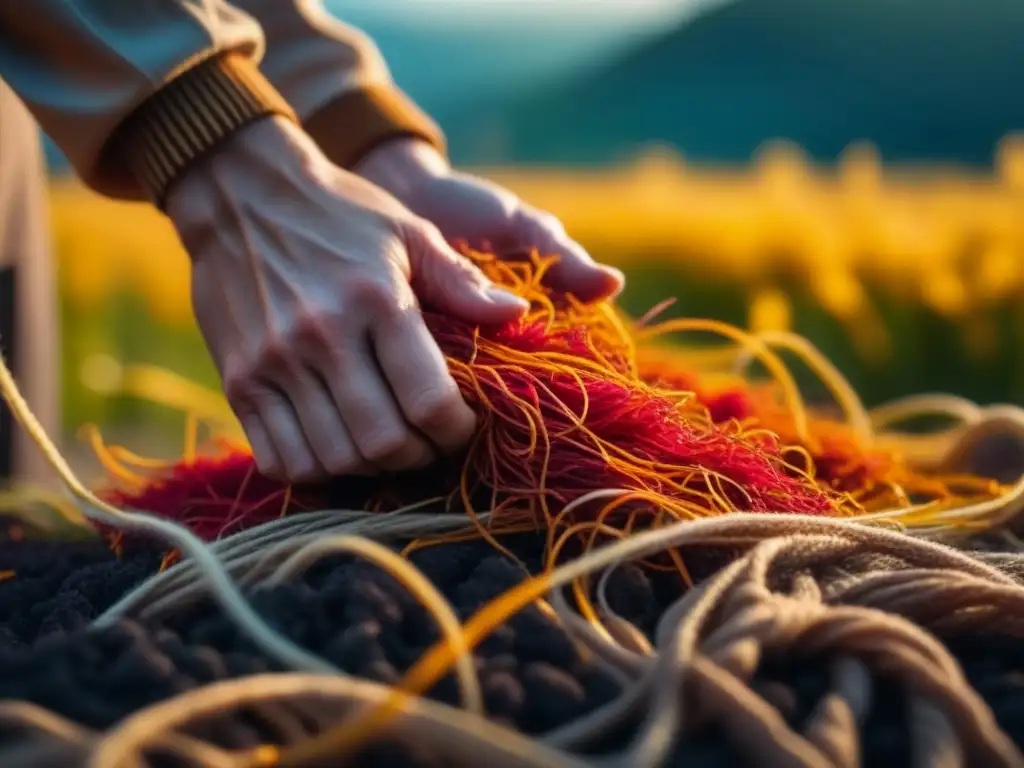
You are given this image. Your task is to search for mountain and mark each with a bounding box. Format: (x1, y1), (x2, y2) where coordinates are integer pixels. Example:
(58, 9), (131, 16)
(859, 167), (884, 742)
(43, 0), (1024, 171)
(43, 3), (675, 173)
(346, 16), (662, 114)
(439, 0), (1024, 166)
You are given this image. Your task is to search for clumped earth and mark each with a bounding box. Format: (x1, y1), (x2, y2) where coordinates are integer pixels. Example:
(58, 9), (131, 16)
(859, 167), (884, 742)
(1, 522), (1024, 767)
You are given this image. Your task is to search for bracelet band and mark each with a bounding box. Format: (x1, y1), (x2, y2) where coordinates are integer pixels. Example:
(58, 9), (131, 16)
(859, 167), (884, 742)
(115, 52), (298, 209)
(303, 83), (447, 171)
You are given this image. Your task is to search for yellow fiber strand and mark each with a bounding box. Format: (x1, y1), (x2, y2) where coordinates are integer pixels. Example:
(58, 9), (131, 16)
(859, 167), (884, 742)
(737, 330), (874, 446)
(634, 317), (811, 441)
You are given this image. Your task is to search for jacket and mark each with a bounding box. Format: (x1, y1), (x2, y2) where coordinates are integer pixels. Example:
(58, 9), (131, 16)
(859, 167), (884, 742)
(0, 0), (444, 204)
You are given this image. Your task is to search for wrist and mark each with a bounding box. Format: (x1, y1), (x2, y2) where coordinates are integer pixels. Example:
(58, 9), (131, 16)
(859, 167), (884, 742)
(354, 137), (450, 205)
(164, 116), (317, 245)
(114, 52), (297, 210)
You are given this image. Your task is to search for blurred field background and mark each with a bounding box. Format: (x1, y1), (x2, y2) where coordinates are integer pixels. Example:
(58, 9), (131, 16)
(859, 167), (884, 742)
(41, 0), (1024, 461)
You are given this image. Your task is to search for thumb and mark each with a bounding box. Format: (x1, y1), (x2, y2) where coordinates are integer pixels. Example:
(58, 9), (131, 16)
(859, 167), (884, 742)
(405, 222), (530, 324)
(512, 208), (625, 302)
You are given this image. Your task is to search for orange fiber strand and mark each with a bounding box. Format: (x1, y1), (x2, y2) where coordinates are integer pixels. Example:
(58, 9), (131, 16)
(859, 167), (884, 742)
(97, 251), (1003, 552)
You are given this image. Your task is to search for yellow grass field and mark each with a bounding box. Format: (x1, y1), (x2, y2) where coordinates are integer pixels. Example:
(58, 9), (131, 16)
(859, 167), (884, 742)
(47, 137), (1024, 443)
(51, 138), (1024, 329)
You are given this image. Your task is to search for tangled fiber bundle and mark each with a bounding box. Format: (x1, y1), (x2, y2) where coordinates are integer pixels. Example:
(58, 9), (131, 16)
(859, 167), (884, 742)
(3, 513), (1024, 768)
(94, 252), (1024, 560)
(5, 251), (1024, 767)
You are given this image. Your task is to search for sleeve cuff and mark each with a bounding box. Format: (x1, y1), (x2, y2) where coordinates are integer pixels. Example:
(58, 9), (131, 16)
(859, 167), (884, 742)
(110, 52), (298, 209)
(302, 83), (447, 170)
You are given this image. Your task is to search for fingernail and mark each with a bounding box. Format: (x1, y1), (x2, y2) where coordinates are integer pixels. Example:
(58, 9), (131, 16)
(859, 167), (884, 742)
(598, 266), (622, 299)
(602, 265), (626, 284)
(484, 287), (530, 311)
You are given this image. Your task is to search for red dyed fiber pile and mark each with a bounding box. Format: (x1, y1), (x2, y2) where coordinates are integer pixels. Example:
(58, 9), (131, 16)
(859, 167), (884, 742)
(98, 253), (1000, 552)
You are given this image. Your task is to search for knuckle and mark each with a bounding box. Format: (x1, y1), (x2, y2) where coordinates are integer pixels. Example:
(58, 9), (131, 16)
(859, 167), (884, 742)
(401, 217), (433, 244)
(254, 454), (283, 480)
(360, 430), (410, 465)
(494, 196), (522, 225)
(541, 213), (565, 234)
(287, 461), (325, 485)
(223, 370), (257, 408)
(529, 207), (563, 233)
(348, 277), (399, 316)
(404, 220), (453, 260)
(417, 220), (446, 247)
(406, 388), (462, 430)
(291, 310), (334, 349)
(255, 335), (293, 372)
(321, 451), (362, 477)
(350, 278), (409, 323)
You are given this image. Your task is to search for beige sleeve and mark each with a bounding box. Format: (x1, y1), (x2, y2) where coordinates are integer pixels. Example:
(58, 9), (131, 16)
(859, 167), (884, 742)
(232, 0), (446, 170)
(0, 1), (283, 200)
(0, 1), (443, 204)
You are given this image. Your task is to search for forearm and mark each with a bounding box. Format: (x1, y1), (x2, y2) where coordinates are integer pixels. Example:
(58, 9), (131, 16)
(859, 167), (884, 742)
(0, 1), (292, 201)
(233, 0), (446, 169)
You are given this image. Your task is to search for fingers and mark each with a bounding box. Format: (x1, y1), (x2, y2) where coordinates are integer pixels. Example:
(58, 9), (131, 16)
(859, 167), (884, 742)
(315, 328), (437, 473)
(405, 222), (530, 324)
(227, 302), (477, 483)
(236, 354), (439, 481)
(237, 392), (323, 482)
(239, 412), (282, 478)
(511, 208), (625, 303)
(283, 372), (368, 478)
(228, 341), (365, 482)
(372, 304), (477, 454)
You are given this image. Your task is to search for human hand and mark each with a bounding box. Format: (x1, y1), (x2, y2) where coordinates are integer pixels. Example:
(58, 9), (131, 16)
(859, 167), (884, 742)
(164, 116), (530, 483)
(357, 138), (625, 302)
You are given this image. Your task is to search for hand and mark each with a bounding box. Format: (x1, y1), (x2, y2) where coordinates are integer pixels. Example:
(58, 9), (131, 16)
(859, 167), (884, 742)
(357, 138), (625, 302)
(164, 116), (530, 483)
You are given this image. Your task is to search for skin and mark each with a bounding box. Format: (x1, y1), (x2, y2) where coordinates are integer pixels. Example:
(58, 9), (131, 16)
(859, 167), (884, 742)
(356, 137), (625, 303)
(164, 115), (624, 484)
